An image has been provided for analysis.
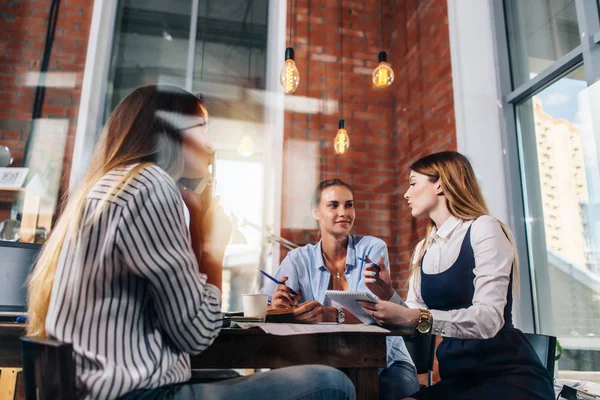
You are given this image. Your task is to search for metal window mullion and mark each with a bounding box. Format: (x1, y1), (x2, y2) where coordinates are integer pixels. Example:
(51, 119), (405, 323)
(575, 0), (600, 85)
(506, 45), (583, 104)
(491, 0), (537, 333)
(185, 0), (200, 91)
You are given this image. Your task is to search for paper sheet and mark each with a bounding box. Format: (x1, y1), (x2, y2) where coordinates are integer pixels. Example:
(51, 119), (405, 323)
(235, 322), (390, 336)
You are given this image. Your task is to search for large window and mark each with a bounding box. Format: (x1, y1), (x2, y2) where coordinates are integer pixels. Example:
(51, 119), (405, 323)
(104, 0), (274, 311)
(506, 0), (579, 87)
(0, 0), (284, 313)
(505, 0), (600, 377)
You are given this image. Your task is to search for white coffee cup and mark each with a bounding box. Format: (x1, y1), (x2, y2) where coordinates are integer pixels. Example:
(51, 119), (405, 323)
(242, 294), (268, 321)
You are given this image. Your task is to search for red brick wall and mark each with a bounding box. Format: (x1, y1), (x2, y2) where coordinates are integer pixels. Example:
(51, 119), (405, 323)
(389, 0), (457, 297)
(0, 0), (92, 220)
(389, 0), (456, 383)
(280, 0), (397, 259)
(279, 0), (456, 384)
(280, 0), (457, 296)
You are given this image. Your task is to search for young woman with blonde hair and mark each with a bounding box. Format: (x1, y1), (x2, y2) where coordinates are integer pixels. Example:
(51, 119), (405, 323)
(261, 178), (419, 400)
(27, 85), (355, 400)
(359, 151), (554, 399)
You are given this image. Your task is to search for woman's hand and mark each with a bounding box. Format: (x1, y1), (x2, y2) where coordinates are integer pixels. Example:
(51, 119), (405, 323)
(363, 256), (395, 300)
(179, 187), (231, 259)
(357, 300), (420, 327)
(293, 300), (333, 324)
(271, 277), (302, 309)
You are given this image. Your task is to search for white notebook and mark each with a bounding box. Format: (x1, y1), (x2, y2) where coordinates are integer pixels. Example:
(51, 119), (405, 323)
(325, 290), (378, 325)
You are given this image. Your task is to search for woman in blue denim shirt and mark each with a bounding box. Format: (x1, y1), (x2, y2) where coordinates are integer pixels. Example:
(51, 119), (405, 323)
(261, 179), (420, 400)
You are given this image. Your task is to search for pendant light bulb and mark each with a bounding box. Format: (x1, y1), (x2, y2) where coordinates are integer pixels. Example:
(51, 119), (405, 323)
(372, 51), (394, 88)
(334, 119), (350, 155)
(237, 133), (255, 157)
(280, 47), (300, 94)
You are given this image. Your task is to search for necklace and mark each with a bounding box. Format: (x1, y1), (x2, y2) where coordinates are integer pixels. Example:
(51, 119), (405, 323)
(323, 251), (344, 279)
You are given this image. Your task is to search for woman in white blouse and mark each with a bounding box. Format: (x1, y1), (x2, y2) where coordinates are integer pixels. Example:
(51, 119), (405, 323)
(359, 151), (554, 400)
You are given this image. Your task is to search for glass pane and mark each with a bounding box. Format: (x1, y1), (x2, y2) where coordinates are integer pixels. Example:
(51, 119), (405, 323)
(0, 3), (85, 245)
(105, 0), (194, 113)
(106, 0), (270, 311)
(505, 0), (580, 88)
(516, 66), (600, 376)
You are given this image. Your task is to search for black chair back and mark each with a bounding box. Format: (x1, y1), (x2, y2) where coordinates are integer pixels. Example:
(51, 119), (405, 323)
(20, 336), (77, 400)
(404, 334), (436, 386)
(523, 333), (557, 377)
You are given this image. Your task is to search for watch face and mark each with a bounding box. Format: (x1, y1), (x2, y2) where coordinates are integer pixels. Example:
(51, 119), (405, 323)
(338, 311), (346, 324)
(417, 320), (430, 334)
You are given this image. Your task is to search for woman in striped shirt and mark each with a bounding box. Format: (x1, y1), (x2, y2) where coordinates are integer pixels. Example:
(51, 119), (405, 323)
(27, 85), (355, 400)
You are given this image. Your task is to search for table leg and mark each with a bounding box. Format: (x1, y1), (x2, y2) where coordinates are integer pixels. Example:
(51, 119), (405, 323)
(341, 367), (378, 400)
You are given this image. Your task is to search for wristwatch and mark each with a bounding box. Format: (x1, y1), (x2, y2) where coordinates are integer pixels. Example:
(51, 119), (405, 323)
(415, 309), (433, 334)
(335, 306), (346, 324)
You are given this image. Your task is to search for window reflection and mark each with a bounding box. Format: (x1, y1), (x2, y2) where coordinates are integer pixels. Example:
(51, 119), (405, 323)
(517, 67), (600, 374)
(505, 0), (580, 87)
(105, 0), (270, 311)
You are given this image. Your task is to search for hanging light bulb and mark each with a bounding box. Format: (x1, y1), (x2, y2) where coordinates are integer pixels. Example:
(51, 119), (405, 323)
(280, 47), (300, 94)
(334, 119), (350, 155)
(237, 133), (255, 157)
(372, 51), (394, 88)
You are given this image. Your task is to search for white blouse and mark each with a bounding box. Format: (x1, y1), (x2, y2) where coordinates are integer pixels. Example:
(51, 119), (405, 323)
(390, 215), (514, 339)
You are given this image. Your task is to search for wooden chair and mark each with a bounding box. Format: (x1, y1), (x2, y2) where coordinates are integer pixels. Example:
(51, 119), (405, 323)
(404, 334), (436, 387)
(20, 336), (76, 400)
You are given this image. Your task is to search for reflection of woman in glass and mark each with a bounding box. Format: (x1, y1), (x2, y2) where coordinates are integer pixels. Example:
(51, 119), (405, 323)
(27, 85), (355, 400)
(359, 151), (555, 400)
(261, 179), (420, 400)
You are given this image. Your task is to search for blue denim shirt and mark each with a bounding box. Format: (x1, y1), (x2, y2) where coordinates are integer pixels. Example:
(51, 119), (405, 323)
(260, 235), (413, 368)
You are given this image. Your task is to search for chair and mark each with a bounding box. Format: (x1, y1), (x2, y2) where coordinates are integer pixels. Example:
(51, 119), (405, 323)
(20, 336), (77, 400)
(20, 336), (241, 399)
(404, 334), (436, 387)
(189, 369), (241, 383)
(523, 333), (557, 377)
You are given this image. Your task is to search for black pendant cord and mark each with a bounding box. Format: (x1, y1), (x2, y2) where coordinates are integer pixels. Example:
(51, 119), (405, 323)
(339, 0), (343, 119)
(200, 0), (209, 80)
(288, 0), (294, 47)
(247, 0), (254, 84)
(24, 0), (61, 162)
(380, 0), (384, 51)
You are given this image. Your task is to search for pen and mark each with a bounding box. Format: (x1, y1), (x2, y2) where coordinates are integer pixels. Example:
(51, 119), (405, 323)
(259, 270), (298, 296)
(358, 256), (381, 270)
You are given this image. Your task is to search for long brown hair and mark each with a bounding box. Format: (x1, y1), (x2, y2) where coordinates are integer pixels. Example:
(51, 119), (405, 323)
(27, 85), (207, 338)
(408, 151), (519, 296)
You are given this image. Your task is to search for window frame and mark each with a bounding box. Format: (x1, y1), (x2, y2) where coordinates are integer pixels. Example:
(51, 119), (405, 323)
(71, 0), (287, 272)
(492, 0), (600, 334)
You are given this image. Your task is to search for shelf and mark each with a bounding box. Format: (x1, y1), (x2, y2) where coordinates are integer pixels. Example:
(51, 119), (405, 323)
(0, 188), (24, 204)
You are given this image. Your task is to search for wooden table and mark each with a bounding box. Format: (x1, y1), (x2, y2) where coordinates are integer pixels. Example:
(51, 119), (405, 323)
(0, 323), (411, 400)
(191, 328), (391, 400)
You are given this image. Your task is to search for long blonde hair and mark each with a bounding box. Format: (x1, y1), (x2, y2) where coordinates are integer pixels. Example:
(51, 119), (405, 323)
(408, 151), (519, 297)
(27, 85), (207, 338)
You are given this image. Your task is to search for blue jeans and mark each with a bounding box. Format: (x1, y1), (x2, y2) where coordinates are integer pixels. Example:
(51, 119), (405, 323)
(118, 365), (355, 400)
(378, 361), (421, 400)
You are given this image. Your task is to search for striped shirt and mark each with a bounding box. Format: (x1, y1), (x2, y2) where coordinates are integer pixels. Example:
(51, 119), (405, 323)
(45, 164), (222, 400)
